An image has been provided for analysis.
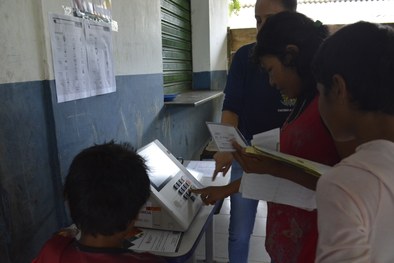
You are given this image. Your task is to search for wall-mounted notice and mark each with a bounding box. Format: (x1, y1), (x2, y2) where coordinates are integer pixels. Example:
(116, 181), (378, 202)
(49, 13), (116, 103)
(73, 0), (112, 22)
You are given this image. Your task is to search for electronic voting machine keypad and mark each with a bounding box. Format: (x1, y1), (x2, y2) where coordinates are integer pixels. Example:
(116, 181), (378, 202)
(173, 176), (196, 202)
(135, 140), (203, 231)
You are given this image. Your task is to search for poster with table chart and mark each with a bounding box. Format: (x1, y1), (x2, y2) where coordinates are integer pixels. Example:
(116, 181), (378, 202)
(48, 13), (116, 103)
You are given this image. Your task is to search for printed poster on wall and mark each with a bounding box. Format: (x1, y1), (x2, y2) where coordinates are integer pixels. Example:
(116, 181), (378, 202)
(49, 13), (116, 103)
(73, 0), (112, 22)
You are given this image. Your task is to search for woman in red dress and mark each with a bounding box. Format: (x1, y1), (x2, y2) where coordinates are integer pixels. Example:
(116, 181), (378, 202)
(192, 11), (356, 263)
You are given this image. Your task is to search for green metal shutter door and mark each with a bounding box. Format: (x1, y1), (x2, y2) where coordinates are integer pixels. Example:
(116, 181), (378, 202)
(161, 0), (192, 94)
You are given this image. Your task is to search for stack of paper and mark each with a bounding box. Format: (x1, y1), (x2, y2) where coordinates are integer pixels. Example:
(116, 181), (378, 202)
(239, 172), (317, 210)
(126, 228), (182, 253)
(245, 145), (331, 177)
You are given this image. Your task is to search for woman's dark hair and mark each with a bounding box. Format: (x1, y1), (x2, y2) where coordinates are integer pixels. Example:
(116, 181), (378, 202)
(313, 21), (394, 114)
(254, 11), (328, 102)
(64, 141), (150, 236)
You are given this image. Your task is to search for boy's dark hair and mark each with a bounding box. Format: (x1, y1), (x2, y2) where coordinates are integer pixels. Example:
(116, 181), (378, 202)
(64, 141), (150, 236)
(254, 11), (328, 100)
(313, 21), (394, 114)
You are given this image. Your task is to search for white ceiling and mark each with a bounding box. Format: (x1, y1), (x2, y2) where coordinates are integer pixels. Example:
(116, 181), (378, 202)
(229, 0), (394, 28)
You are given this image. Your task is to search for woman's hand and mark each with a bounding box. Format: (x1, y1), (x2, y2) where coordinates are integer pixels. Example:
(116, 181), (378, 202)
(212, 151), (233, 180)
(232, 141), (318, 190)
(232, 141), (277, 174)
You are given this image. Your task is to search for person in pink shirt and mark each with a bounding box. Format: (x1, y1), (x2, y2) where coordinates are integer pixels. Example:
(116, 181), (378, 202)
(312, 21), (394, 262)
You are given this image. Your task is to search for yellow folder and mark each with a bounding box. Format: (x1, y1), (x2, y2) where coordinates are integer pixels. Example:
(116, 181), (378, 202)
(245, 145), (331, 177)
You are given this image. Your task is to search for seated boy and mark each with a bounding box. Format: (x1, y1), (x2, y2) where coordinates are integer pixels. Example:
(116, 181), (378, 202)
(33, 141), (165, 262)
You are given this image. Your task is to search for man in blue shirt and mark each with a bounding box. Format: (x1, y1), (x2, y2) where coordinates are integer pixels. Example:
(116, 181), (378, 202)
(212, 0), (296, 262)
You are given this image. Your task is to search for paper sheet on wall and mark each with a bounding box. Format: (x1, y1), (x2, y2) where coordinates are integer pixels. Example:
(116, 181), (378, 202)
(84, 19), (116, 95)
(239, 172), (317, 210)
(49, 14), (115, 103)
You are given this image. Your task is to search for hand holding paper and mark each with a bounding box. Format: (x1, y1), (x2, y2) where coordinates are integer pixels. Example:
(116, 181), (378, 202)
(244, 145), (331, 177)
(206, 123), (330, 189)
(232, 141), (279, 175)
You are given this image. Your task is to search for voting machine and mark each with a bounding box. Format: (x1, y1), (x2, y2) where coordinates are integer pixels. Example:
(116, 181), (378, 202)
(135, 140), (203, 231)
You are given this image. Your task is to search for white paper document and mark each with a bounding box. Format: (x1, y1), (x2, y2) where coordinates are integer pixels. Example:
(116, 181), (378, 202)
(239, 128), (319, 210)
(206, 122), (248, 152)
(240, 172), (317, 210)
(251, 128), (279, 152)
(184, 160), (229, 187)
(185, 160), (215, 179)
(127, 228), (182, 253)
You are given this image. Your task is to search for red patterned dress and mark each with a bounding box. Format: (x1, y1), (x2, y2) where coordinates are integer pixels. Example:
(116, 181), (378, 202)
(266, 96), (340, 263)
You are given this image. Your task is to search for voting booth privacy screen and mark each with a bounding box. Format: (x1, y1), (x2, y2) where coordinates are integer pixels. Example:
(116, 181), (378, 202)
(136, 140), (203, 231)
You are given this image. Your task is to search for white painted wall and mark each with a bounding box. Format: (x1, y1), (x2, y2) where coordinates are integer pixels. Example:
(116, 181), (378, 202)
(191, 0), (228, 73)
(209, 0), (228, 71)
(0, 0), (47, 83)
(0, 0), (163, 83)
(0, 0), (228, 82)
(191, 0), (211, 72)
(111, 0), (162, 76)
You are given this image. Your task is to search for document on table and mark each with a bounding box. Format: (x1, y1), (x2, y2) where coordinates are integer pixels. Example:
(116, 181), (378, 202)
(185, 160), (215, 179)
(126, 228), (182, 253)
(184, 160), (230, 187)
(206, 122), (248, 152)
(240, 172), (317, 210)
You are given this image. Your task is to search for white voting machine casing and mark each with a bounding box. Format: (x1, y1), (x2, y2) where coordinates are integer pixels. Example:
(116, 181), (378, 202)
(135, 140), (203, 231)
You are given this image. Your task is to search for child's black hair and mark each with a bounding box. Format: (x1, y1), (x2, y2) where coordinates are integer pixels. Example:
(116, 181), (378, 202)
(64, 141), (150, 236)
(313, 21), (394, 115)
(254, 11), (328, 104)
